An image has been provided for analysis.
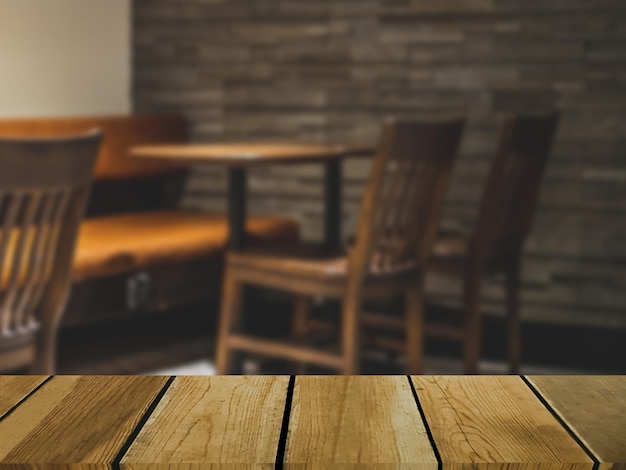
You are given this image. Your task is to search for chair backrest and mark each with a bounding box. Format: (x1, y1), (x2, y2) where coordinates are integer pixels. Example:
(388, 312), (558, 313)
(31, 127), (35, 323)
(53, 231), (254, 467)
(472, 113), (560, 257)
(0, 131), (101, 372)
(351, 119), (465, 279)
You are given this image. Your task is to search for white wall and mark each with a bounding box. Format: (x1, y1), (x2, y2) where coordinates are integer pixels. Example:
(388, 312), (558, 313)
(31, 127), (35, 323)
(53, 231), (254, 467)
(0, 0), (130, 117)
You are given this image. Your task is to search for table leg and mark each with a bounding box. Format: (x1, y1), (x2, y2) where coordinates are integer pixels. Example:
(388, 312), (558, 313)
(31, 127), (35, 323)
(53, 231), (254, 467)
(324, 160), (342, 253)
(322, 161), (343, 347)
(227, 168), (247, 251)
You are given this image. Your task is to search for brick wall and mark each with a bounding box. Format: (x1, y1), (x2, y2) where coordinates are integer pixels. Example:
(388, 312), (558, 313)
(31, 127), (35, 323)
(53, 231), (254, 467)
(133, 0), (626, 328)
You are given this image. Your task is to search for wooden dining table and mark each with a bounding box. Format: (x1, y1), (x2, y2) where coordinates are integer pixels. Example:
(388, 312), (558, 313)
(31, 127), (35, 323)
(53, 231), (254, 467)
(1, 375), (624, 468)
(131, 143), (373, 252)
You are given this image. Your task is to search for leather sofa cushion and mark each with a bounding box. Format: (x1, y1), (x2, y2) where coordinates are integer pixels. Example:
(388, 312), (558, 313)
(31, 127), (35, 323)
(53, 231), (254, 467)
(73, 211), (299, 280)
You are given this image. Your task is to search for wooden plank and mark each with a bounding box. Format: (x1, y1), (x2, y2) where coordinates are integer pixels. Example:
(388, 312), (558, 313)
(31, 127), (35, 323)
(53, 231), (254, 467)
(411, 375), (594, 469)
(121, 376), (288, 469)
(0, 376), (48, 418)
(527, 375), (626, 469)
(284, 376), (437, 468)
(0, 375), (169, 467)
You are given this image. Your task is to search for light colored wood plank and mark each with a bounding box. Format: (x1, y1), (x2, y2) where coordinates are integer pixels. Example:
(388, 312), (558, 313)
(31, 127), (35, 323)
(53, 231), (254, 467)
(0, 375), (169, 466)
(411, 375), (594, 469)
(122, 376), (288, 469)
(0, 376), (48, 417)
(284, 376), (437, 468)
(528, 375), (626, 468)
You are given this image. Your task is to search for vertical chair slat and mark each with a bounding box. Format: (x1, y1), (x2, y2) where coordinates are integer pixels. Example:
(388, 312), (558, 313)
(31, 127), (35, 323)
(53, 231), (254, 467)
(8, 193), (44, 331)
(383, 157), (416, 271)
(3, 194), (42, 332)
(0, 193), (23, 335)
(415, 162), (452, 264)
(370, 154), (396, 272)
(21, 191), (71, 329)
(401, 161), (433, 264)
(14, 193), (59, 331)
(391, 158), (420, 264)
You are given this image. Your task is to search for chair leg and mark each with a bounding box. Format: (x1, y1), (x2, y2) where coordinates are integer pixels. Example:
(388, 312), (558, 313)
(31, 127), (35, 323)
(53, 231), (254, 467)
(340, 292), (361, 374)
(463, 267), (482, 375)
(289, 295), (313, 374)
(405, 284), (425, 375)
(292, 295), (312, 338)
(30, 306), (64, 375)
(30, 328), (57, 375)
(216, 268), (243, 375)
(506, 257), (522, 374)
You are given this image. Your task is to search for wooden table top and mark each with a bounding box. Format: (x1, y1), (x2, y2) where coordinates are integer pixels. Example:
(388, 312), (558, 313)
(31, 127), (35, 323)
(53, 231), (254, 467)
(1, 375), (624, 468)
(131, 143), (374, 167)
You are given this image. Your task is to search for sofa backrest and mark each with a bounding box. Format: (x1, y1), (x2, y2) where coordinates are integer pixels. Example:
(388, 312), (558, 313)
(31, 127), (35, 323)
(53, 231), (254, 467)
(0, 115), (188, 181)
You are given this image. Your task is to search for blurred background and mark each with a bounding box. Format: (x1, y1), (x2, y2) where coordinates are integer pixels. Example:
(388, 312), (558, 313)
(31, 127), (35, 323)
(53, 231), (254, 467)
(1, 0), (624, 375)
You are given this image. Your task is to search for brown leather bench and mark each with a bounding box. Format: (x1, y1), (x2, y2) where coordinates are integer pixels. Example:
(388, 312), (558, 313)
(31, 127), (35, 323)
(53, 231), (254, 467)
(0, 115), (299, 325)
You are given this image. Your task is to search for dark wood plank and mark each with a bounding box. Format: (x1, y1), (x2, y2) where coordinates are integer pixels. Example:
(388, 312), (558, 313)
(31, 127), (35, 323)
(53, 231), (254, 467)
(411, 375), (594, 469)
(528, 375), (626, 469)
(0, 376), (48, 417)
(0, 376), (169, 467)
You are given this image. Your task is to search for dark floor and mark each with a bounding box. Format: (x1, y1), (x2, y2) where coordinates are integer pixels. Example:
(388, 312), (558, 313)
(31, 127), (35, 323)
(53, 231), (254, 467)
(55, 293), (626, 375)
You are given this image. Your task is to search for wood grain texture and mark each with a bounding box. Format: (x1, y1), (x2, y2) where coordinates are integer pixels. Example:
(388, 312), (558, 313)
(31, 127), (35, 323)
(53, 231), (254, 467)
(2, 376), (624, 469)
(121, 376), (289, 469)
(0, 375), (168, 467)
(0, 376), (48, 417)
(528, 376), (626, 469)
(131, 143), (354, 167)
(411, 375), (594, 469)
(284, 376), (437, 468)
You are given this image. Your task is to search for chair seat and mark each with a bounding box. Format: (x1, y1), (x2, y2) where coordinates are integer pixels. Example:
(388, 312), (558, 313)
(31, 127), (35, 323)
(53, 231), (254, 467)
(227, 244), (348, 281)
(227, 243), (419, 301)
(427, 233), (470, 276)
(72, 211), (299, 280)
(432, 235), (469, 260)
(430, 233), (514, 275)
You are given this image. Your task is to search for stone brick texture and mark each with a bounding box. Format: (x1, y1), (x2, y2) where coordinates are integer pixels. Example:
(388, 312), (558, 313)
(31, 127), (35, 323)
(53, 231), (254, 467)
(133, 0), (626, 328)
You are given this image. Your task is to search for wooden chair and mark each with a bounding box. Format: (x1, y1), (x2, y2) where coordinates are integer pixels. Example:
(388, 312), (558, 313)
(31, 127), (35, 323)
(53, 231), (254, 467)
(0, 116), (299, 327)
(428, 113), (560, 374)
(216, 118), (465, 374)
(0, 131), (101, 373)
